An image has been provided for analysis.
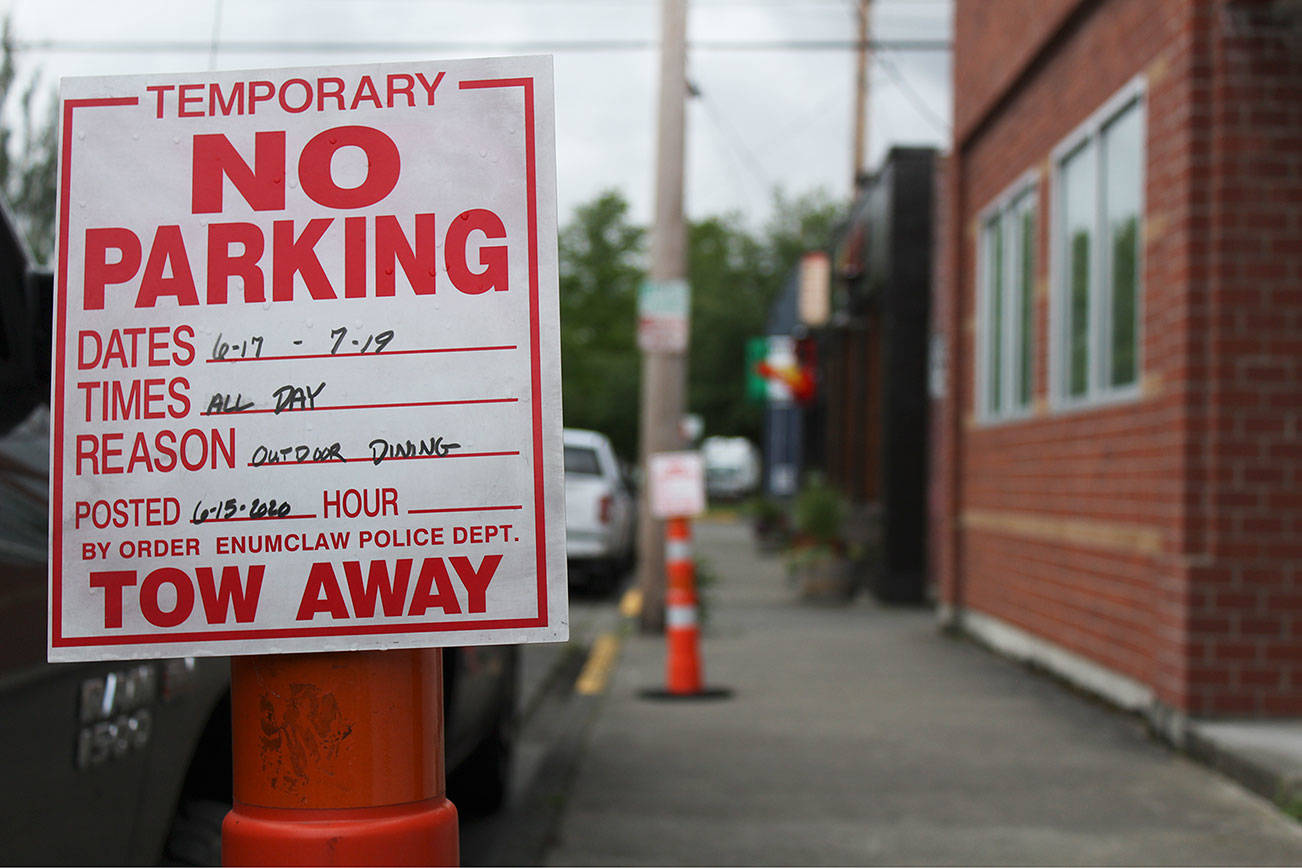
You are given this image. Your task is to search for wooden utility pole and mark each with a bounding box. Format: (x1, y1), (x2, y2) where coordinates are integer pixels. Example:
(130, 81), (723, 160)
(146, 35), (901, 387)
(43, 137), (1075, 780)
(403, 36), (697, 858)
(852, 0), (871, 187)
(636, 0), (690, 633)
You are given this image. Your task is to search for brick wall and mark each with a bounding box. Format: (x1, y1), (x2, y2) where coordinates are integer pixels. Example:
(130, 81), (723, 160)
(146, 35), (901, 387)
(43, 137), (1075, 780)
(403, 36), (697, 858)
(1187, 0), (1302, 714)
(939, 0), (1302, 716)
(952, 0), (1079, 140)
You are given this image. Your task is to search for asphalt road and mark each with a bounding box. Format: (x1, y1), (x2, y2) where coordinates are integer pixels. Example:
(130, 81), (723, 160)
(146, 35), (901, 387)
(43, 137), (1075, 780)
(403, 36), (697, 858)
(459, 575), (625, 867)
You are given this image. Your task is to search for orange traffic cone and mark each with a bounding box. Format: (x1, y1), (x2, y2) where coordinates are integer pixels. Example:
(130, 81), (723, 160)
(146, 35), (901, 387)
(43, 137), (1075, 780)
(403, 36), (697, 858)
(640, 516), (731, 702)
(665, 516), (703, 694)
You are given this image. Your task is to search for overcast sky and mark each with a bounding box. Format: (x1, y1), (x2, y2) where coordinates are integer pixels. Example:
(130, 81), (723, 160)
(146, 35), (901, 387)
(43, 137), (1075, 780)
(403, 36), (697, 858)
(0, 0), (951, 228)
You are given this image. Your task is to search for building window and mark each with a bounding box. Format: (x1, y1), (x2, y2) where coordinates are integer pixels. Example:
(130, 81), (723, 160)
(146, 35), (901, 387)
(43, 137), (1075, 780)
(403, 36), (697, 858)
(977, 181), (1036, 421)
(1052, 81), (1144, 405)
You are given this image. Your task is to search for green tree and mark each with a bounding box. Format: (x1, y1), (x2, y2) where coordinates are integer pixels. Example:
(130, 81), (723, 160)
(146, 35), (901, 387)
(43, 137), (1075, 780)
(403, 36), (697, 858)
(759, 189), (844, 287)
(558, 190), (645, 458)
(687, 213), (768, 440)
(687, 189), (843, 443)
(0, 20), (57, 263)
(557, 187), (843, 456)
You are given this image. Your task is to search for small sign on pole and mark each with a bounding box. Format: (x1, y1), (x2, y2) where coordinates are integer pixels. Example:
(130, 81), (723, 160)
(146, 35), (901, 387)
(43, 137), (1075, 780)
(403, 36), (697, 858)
(637, 278), (690, 353)
(50, 56), (567, 662)
(648, 451), (705, 519)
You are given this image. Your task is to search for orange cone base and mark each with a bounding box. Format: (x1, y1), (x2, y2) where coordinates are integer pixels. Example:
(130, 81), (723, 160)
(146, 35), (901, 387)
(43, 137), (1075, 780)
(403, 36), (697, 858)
(222, 796), (459, 867)
(666, 627), (703, 694)
(642, 627), (732, 702)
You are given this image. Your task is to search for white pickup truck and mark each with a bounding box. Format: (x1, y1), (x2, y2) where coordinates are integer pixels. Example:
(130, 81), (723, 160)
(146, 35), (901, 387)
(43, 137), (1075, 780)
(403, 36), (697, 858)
(563, 428), (636, 592)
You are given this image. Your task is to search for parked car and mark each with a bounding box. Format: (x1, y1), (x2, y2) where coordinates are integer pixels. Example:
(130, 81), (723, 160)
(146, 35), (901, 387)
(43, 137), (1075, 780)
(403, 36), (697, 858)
(0, 200), (516, 865)
(563, 428), (636, 591)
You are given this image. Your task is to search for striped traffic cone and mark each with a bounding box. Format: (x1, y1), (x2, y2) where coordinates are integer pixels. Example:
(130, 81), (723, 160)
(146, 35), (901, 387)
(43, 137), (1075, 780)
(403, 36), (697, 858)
(665, 516), (703, 694)
(639, 516), (731, 701)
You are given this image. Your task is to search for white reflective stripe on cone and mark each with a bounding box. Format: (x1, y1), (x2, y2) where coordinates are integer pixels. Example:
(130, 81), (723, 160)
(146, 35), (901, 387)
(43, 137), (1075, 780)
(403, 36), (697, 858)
(666, 604), (697, 628)
(666, 539), (692, 562)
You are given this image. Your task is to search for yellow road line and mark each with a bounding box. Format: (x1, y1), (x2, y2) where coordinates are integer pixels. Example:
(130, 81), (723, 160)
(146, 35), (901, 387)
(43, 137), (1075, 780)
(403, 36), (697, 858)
(575, 633), (622, 696)
(619, 587), (643, 619)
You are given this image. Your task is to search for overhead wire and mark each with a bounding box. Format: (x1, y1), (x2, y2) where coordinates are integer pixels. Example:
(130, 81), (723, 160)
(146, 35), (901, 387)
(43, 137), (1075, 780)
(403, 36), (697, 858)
(873, 49), (950, 135)
(306, 0), (947, 5)
(751, 76), (848, 163)
(693, 94), (769, 217)
(10, 38), (951, 55)
(691, 82), (775, 207)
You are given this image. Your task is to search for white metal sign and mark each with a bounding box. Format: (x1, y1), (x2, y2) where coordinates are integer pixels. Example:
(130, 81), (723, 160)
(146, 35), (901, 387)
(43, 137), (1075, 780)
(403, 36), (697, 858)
(649, 451), (705, 519)
(50, 56), (567, 661)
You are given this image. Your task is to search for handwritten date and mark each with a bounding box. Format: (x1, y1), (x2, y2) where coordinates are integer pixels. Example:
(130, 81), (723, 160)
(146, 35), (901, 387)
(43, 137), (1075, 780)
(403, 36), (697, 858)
(192, 497), (292, 524)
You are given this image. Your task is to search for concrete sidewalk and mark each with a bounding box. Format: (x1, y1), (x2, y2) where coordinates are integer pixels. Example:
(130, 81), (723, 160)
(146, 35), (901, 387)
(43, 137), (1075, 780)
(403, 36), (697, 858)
(542, 518), (1302, 866)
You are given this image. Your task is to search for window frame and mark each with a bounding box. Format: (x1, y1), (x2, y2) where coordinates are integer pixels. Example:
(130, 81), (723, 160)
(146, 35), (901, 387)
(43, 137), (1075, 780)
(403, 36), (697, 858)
(1048, 76), (1147, 411)
(975, 169), (1039, 425)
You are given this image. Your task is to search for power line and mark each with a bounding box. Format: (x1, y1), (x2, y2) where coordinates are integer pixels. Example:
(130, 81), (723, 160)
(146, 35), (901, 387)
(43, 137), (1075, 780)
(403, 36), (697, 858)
(753, 83), (845, 162)
(305, 0), (947, 4)
(695, 98), (770, 217)
(873, 49), (949, 135)
(692, 85), (774, 196)
(12, 37), (951, 55)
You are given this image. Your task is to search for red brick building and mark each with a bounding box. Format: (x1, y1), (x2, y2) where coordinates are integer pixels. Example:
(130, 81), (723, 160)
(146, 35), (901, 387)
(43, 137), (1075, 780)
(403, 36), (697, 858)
(930, 0), (1302, 721)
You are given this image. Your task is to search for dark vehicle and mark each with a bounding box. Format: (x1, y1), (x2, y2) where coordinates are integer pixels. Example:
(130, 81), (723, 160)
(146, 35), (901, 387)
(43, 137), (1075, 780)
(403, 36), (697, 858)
(0, 201), (516, 865)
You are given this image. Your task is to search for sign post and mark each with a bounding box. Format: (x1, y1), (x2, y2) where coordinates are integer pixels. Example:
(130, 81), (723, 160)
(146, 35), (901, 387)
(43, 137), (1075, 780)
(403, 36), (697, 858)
(50, 56), (565, 865)
(225, 648), (456, 865)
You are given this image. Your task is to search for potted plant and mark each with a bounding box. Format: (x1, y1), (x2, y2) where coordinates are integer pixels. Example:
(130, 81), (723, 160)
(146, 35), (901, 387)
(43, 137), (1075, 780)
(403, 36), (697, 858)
(784, 474), (856, 602)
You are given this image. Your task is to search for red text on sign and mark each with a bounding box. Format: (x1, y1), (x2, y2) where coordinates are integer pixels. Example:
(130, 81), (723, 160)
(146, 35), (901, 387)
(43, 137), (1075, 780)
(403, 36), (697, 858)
(81, 124), (511, 310)
(75, 497), (181, 529)
(146, 72), (445, 119)
(76, 378), (190, 422)
(89, 564), (265, 627)
(81, 538), (200, 561)
(75, 427), (236, 475)
(322, 488), (398, 518)
(77, 326), (196, 369)
(191, 127), (402, 213)
(83, 211), (507, 310)
(296, 555), (501, 620)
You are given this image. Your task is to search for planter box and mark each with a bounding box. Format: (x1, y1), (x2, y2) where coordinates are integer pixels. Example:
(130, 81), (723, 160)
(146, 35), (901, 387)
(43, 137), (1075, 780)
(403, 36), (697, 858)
(789, 556), (856, 604)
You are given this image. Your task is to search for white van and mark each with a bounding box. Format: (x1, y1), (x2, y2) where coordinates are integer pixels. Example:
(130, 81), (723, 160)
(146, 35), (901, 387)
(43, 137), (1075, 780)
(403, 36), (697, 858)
(702, 436), (761, 500)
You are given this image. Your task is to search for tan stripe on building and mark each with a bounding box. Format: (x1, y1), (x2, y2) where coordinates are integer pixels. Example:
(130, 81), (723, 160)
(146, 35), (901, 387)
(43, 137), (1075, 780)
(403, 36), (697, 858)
(962, 509), (1165, 556)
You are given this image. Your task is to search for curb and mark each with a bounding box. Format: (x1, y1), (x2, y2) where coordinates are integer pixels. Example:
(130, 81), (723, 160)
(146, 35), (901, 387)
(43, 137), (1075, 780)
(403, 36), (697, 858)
(1179, 723), (1302, 817)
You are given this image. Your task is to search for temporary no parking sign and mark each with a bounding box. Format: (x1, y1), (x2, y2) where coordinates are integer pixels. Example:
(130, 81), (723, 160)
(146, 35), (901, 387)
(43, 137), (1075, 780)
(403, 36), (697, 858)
(49, 56), (567, 661)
